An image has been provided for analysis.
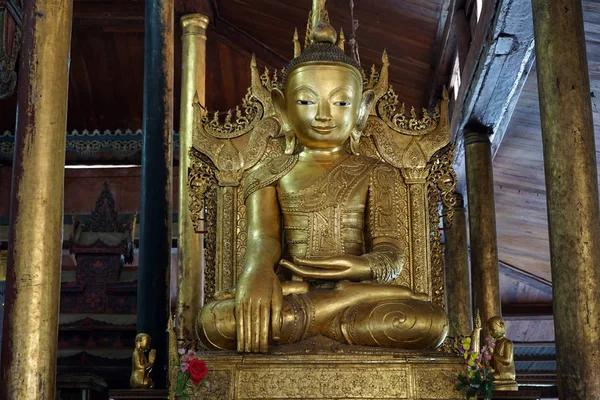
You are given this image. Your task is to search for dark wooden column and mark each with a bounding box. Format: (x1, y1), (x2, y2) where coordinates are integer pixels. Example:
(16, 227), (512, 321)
(532, 0), (600, 397)
(137, 0), (174, 388)
(0, 0), (72, 395)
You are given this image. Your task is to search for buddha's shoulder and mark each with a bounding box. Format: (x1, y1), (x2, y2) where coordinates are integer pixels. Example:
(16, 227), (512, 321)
(243, 155), (298, 198)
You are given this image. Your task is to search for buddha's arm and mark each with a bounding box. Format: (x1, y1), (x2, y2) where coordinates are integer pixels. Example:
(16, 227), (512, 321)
(493, 340), (514, 365)
(362, 238), (405, 283)
(235, 186), (283, 353)
(243, 186), (282, 271)
(132, 351), (147, 369)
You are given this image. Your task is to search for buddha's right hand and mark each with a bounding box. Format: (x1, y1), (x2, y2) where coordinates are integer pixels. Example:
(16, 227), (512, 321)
(235, 268), (283, 353)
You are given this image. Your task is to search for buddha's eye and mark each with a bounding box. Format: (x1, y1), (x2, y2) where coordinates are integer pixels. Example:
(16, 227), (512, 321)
(334, 101), (351, 107)
(296, 100), (315, 105)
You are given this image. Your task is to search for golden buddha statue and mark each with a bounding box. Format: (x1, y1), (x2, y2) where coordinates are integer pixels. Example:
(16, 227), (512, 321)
(196, 0), (448, 354)
(488, 316), (518, 390)
(130, 333), (156, 389)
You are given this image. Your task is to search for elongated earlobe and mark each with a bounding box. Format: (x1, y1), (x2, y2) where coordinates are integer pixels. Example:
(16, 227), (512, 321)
(271, 88), (296, 154)
(350, 89), (375, 155)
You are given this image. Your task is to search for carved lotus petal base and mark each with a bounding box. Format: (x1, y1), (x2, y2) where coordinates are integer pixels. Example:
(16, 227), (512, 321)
(187, 349), (465, 400)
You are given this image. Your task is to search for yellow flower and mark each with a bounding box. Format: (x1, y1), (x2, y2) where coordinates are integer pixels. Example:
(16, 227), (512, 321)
(461, 337), (472, 351)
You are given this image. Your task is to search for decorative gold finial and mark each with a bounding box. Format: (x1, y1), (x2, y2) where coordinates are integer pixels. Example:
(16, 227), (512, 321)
(338, 28), (345, 51)
(293, 28), (301, 58)
(309, 0), (337, 44)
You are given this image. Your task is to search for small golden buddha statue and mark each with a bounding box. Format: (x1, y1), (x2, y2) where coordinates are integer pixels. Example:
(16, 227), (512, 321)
(197, 0), (448, 353)
(488, 316), (518, 390)
(130, 333), (156, 389)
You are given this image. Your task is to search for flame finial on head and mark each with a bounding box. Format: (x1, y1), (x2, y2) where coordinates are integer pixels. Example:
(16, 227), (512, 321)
(309, 0), (337, 44)
(282, 0), (362, 85)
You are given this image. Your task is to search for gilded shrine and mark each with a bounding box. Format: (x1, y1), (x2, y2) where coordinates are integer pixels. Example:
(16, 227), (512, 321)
(182, 1), (464, 398)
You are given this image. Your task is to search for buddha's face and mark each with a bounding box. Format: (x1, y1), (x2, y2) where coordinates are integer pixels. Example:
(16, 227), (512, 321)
(276, 64), (365, 150)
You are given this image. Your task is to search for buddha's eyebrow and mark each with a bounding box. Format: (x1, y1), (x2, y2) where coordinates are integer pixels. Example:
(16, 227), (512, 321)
(291, 85), (319, 97)
(329, 86), (354, 97)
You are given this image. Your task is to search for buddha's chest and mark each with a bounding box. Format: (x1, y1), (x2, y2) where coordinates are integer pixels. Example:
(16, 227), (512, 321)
(277, 158), (371, 212)
(275, 158), (374, 258)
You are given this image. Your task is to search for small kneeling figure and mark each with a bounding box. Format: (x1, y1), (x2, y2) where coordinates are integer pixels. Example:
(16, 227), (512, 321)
(488, 316), (518, 391)
(130, 333), (156, 389)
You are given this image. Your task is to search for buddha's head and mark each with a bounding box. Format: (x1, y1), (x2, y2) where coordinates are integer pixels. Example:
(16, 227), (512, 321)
(272, 2), (374, 154)
(487, 316), (506, 340)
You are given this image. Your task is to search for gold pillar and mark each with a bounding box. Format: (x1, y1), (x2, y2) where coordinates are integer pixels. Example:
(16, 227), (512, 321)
(464, 127), (501, 328)
(0, 0), (72, 395)
(444, 193), (473, 337)
(532, 1), (600, 397)
(177, 13), (209, 344)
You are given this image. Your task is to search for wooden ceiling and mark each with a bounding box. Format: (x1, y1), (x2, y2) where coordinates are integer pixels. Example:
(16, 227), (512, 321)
(0, 0), (450, 133)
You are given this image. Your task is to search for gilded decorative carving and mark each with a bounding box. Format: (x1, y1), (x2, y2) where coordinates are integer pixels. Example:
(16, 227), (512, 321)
(188, 149), (217, 233)
(414, 367), (460, 399)
(427, 145), (457, 308)
(188, 149), (218, 301)
(0, 129), (175, 160)
(237, 367), (409, 399)
(0, 0), (22, 99)
(185, 353), (464, 400)
(235, 190), (247, 281)
(185, 370), (233, 400)
(407, 183), (429, 295)
(203, 183), (218, 302)
(217, 187), (236, 290)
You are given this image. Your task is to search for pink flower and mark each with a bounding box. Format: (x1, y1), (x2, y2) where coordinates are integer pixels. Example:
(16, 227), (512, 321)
(186, 350), (197, 358)
(181, 362), (189, 372)
(181, 354), (190, 363)
(178, 348), (185, 355)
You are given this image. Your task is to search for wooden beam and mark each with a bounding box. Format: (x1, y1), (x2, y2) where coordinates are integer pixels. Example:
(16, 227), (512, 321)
(502, 303), (554, 319)
(499, 260), (553, 295)
(515, 354), (556, 362)
(450, 0), (536, 193)
(426, 0), (457, 107)
(72, 2), (145, 23)
(513, 341), (555, 348)
(174, 0), (211, 16)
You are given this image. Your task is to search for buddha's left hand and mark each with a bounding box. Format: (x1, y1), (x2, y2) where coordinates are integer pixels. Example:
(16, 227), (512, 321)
(279, 255), (371, 281)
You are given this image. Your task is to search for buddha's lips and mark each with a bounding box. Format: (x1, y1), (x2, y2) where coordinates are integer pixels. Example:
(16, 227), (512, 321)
(311, 124), (337, 133)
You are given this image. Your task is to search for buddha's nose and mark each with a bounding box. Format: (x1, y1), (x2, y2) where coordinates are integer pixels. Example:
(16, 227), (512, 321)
(315, 102), (332, 122)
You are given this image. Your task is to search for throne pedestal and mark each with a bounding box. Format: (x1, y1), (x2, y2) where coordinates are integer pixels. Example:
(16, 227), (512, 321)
(190, 343), (464, 400)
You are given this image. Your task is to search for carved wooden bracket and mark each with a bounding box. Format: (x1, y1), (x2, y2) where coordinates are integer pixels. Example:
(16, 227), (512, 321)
(0, 0), (23, 99)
